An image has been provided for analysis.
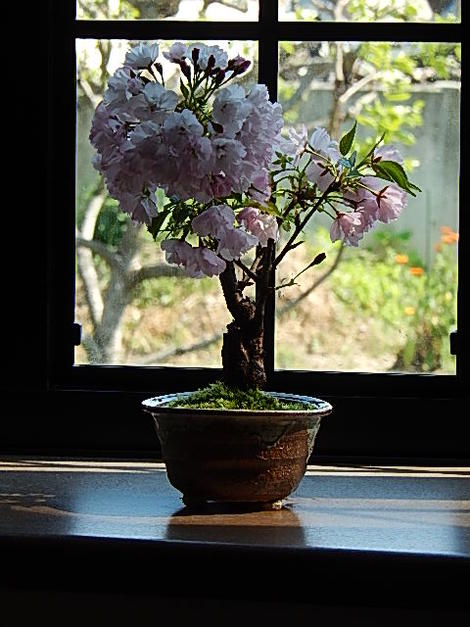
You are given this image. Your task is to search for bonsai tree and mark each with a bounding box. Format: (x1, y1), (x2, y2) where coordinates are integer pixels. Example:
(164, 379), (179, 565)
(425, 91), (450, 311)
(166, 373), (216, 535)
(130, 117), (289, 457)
(90, 41), (420, 391)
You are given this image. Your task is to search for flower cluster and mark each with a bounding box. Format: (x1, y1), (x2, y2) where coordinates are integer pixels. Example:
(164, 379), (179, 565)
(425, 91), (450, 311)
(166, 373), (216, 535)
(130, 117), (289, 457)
(91, 41), (419, 279)
(279, 126), (411, 247)
(90, 42), (282, 223)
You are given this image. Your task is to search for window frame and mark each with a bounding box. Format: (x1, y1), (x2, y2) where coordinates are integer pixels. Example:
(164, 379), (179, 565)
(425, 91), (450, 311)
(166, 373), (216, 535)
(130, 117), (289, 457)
(40, 0), (468, 461)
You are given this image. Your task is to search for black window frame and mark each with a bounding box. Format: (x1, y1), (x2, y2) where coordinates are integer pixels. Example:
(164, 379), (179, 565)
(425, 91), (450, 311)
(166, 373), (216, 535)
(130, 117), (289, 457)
(36, 0), (468, 461)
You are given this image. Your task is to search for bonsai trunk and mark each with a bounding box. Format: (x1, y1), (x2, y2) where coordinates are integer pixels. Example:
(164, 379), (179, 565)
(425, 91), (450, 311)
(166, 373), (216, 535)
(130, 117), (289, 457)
(221, 317), (266, 390)
(218, 254), (272, 390)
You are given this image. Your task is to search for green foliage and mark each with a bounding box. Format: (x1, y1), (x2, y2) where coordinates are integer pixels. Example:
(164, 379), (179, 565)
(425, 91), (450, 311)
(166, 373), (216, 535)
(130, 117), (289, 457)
(330, 226), (458, 372)
(339, 121), (357, 156)
(372, 160), (421, 196)
(167, 381), (319, 410)
(357, 99), (424, 149)
(346, 0), (422, 21)
(94, 200), (128, 247)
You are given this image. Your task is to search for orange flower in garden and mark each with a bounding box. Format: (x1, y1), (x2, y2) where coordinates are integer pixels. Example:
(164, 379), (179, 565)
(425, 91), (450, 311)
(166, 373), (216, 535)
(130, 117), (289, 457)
(434, 243), (442, 252)
(410, 266), (424, 276)
(441, 231), (459, 245)
(394, 254), (409, 264)
(440, 226), (453, 234)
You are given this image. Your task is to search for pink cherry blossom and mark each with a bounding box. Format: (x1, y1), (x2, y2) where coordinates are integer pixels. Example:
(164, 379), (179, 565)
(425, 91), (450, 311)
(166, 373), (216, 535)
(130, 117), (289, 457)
(238, 207), (278, 247)
(374, 144), (404, 166)
(189, 43), (228, 70)
(217, 227), (259, 261)
(192, 205), (235, 239)
(163, 42), (188, 63)
(143, 83), (178, 110)
(161, 239), (193, 266)
(305, 127), (341, 191)
(309, 127), (341, 161)
(211, 137), (247, 178)
(212, 86), (251, 137)
(305, 159), (336, 192)
(161, 239), (226, 277)
(357, 176), (408, 223)
(192, 205), (258, 260)
(186, 247), (227, 277)
(125, 42), (159, 68)
(330, 212), (366, 247)
(342, 183), (379, 232)
(279, 125), (308, 164)
(247, 170), (271, 202)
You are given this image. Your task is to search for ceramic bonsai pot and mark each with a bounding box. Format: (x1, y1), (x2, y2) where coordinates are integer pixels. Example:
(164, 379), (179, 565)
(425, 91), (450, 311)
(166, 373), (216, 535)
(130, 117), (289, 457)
(142, 392), (332, 509)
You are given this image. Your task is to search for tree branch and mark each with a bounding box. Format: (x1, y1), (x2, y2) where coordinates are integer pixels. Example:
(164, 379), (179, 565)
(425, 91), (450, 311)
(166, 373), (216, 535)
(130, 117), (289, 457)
(76, 236), (127, 276)
(339, 71), (381, 106)
(233, 258), (257, 283)
(128, 263), (185, 287)
(76, 191), (106, 328)
(135, 332), (222, 365)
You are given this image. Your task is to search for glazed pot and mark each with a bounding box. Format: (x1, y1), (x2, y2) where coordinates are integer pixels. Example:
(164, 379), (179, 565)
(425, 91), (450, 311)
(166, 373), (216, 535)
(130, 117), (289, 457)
(142, 392), (332, 509)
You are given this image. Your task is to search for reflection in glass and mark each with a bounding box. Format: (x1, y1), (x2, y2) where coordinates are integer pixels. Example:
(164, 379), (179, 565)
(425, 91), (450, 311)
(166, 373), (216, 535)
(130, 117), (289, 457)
(279, 0), (461, 23)
(275, 40), (460, 373)
(75, 39), (257, 366)
(77, 0), (258, 21)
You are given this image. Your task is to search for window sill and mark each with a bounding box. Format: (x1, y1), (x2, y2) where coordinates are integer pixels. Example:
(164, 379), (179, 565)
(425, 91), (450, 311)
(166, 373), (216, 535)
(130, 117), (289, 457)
(1, 457), (469, 614)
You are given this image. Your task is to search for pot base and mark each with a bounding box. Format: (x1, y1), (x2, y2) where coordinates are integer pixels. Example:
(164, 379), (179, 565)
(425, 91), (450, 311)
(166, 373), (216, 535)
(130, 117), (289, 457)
(181, 495), (284, 511)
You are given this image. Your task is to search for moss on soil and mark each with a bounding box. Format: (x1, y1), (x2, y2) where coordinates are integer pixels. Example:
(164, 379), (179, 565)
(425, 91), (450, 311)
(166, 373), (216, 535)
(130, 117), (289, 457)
(166, 381), (318, 410)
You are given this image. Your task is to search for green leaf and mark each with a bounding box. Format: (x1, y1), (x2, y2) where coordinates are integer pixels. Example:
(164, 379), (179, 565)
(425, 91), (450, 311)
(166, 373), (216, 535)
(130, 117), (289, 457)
(180, 79), (189, 100)
(339, 121), (357, 156)
(148, 208), (171, 240)
(372, 160), (422, 196)
(357, 132), (386, 168)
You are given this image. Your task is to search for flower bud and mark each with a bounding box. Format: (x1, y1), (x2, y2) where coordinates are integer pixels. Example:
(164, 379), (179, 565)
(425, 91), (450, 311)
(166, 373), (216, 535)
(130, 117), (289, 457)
(179, 60), (191, 81)
(228, 56), (251, 75)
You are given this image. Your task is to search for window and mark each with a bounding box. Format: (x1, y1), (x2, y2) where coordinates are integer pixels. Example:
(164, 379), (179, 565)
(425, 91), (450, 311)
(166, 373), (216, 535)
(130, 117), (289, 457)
(44, 1), (466, 459)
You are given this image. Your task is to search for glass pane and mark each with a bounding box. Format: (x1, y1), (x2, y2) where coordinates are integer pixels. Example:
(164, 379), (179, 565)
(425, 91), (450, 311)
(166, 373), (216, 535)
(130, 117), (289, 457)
(279, 0), (461, 22)
(275, 40), (460, 374)
(76, 39), (257, 365)
(77, 0), (258, 21)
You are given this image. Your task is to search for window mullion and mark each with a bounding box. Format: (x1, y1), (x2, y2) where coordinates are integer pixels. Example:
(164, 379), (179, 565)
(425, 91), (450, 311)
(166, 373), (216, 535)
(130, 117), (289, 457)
(257, 0), (279, 382)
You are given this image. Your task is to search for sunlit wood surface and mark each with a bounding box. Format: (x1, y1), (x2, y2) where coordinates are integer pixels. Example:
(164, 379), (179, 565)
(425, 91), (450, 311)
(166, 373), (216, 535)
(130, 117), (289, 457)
(1, 457), (469, 612)
(1, 458), (469, 551)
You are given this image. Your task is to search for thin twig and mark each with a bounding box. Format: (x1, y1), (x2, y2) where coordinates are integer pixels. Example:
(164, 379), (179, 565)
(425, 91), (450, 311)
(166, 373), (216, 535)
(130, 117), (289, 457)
(278, 243), (345, 314)
(274, 187), (332, 268)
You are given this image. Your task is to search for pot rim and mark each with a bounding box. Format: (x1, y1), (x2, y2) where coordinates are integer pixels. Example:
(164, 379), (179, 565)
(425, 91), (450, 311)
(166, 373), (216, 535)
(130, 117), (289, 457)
(142, 391), (332, 418)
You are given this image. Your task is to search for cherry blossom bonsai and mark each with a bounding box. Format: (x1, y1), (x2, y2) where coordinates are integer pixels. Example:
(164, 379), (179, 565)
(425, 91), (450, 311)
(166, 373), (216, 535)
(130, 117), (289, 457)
(90, 41), (420, 395)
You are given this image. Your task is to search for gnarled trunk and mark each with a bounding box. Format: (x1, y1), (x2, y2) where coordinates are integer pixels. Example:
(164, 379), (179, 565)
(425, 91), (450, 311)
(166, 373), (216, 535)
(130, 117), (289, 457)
(221, 318), (266, 390)
(218, 259), (269, 390)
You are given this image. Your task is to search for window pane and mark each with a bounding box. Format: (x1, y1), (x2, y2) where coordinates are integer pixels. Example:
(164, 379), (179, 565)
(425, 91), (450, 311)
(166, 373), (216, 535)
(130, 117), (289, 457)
(275, 40), (460, 374)
(77, 0), (259, 21)
(76, 38), (257, 366)
(279, 0), (461, 22)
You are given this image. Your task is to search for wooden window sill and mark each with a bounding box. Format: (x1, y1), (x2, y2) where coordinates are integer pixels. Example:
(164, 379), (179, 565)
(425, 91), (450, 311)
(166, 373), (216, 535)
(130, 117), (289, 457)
(1, 457), (469, 614)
